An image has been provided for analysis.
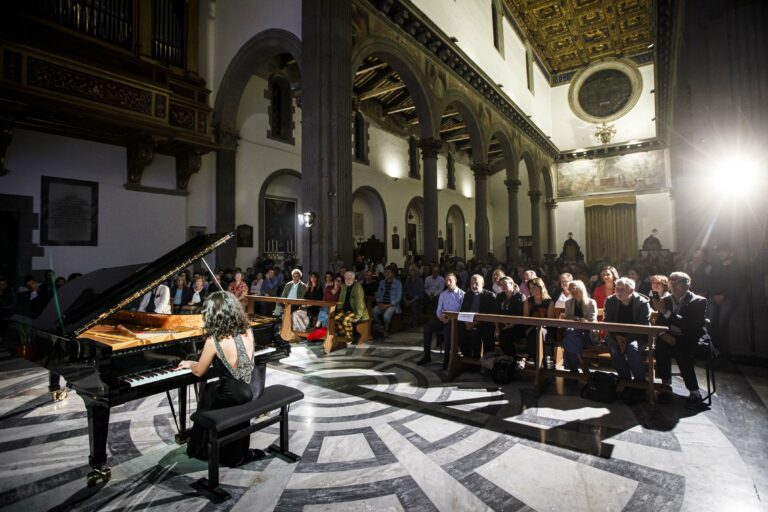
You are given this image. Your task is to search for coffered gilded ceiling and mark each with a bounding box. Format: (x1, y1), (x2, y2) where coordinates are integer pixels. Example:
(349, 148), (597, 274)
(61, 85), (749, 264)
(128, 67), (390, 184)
(504, 0), (655, 76)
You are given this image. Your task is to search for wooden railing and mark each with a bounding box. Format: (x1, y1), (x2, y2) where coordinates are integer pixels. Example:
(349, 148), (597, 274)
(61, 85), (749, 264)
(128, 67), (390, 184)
(443, 311), (669, 408)
(246, 296), (342, 354)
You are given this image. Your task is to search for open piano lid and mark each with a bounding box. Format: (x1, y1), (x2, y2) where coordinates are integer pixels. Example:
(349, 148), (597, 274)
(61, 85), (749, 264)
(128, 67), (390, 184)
(29, 232), (233, 337)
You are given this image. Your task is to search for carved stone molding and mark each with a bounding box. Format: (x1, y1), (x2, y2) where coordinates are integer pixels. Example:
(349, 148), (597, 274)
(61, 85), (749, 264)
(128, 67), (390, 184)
(216, 125), (239, 151)
(418, 137), (443, 159)
(471, 162), (491, 178)
(176, 150), (202, 190)
(545, 198), (558, 209)
(504, 178), (521, 192)
(528, 190), (542, 201)
(126, 137), (155, 185)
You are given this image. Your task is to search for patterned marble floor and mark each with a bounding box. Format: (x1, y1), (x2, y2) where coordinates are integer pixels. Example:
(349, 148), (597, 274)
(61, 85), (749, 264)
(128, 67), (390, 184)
(0, 332), (766, 512)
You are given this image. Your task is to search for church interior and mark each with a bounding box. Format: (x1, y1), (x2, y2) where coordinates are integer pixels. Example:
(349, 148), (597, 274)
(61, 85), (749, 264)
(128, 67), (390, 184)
(0, 0), (767, 510)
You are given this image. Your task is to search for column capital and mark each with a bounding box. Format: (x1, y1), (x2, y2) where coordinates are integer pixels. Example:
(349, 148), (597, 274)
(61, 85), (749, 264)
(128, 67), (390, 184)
(504, 178), (522, 192)
(528, 190), (542, 201)
(418, 137), (443, 159)
(545, 198), (558, 209)
(471, 162), (491, 178)
(215, 125), (240, 151)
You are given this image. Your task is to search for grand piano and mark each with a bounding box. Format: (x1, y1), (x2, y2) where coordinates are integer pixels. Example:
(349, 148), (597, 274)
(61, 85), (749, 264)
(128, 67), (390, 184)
(9, 232), (285, 486)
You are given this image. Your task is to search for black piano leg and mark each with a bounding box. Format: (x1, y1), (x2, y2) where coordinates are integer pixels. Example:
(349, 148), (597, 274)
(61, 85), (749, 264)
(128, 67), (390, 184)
(86, 403), (112, 486)
(48, 372), (67, 401)
(175, 386), (190, 444)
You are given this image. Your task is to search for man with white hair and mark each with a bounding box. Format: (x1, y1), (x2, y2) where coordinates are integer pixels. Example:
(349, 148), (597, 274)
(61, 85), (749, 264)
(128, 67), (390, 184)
(458, 274), (496, 358)
(654, 271), (708, 409)
(274, 268), (306, 317)
(603, 277), (651, 384)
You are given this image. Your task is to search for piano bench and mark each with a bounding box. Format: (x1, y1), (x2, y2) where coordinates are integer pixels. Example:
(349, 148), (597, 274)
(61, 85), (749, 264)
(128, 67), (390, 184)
(191, 384), (304, 502)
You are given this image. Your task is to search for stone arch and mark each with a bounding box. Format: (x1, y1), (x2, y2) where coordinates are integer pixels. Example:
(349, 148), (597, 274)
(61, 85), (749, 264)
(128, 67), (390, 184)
(436, 90), (485, 159)
(404, 196), (425, 257)
(352, 37), (437, 139)
(258, 169), (302, 255)
(445, 204), (467, 259)
(519, 150), (540, 190)
(212, 29), (302, 267)
(352, 185), (388, 259)
(486, 126), (518, 177)
(541, 165), (555, 199)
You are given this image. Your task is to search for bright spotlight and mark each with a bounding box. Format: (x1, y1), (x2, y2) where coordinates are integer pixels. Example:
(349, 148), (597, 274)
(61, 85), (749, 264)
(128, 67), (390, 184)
(708, 154), (762, 190)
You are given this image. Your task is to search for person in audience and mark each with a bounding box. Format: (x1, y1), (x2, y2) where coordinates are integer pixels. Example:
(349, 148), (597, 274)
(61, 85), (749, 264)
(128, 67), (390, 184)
(318, 274), (342, 327)
(375, 256), (387, 278)
(227, 271), (249, 306)
(54, 276), (67, 289)
(649, 274), (671, 300)
(274, 268), (306, 317)
(654, 271), (708, 409)
(424, 265), (445, 312)
(455, 261), (468, 290)
(171, 275), (192, 313)
(334, 271), (369, 342)
(592, 266), (619, 311)
(179, 291), (262, 467)
(519, 270), (537, 299)
(373, 266), (402, 337)
(402, 265), (425, 329)
(15, 275), (50, 318)
(353, 254), (368, 280)
(138, 284), (171, 314)
(361, 270), (378, 298)
(707, 244), (741, 353)
(419, 272), (465, 367)
(458, 274), (496, 358)
(67, 272), (82, 282)
(603, 277), (652, 383)
(293, 271), (322, 332)
(249, 272), (264, 296)
(554, 272), (573, 309)
(187, 275), (208, 312)
(522, 277), (556, 357)
(684, 247), (712, 297)
(562, 280), (598, 376)
(495, 276), (526, 357)
(489, 269), (506, 294)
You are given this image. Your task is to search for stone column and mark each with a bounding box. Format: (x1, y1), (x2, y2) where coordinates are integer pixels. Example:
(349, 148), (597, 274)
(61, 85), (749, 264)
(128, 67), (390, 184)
(505, 178), (521, 263)
(545, 198), (558, 257)
(215, 127), (239, 268)
(301, 0), (353, 272)
(528, 190), (542, 262)
(419, 137), (442, 263)
(472, 163), (491, 259)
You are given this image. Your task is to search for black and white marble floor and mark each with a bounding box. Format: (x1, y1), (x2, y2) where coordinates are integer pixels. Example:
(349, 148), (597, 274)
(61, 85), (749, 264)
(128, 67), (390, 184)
(0, 332), (766, 512)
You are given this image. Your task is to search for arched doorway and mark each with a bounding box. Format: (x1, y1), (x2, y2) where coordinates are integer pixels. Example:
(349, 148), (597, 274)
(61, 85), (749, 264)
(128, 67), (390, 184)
(446, 205), (466, 259)
(352, 186), (387, 259)
(257, 169), (302, 265)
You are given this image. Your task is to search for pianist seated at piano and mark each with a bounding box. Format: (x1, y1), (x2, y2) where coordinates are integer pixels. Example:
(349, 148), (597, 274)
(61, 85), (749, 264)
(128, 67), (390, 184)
(177, 291), (263, 467)
(137, 284), (171, 314)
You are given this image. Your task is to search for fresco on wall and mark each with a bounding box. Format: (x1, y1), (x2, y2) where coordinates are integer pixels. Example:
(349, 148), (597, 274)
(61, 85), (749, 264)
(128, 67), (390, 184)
(557, 150), (667, 198)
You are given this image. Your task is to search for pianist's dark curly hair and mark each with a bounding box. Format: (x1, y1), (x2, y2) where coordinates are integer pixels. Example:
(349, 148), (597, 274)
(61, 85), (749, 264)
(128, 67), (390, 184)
(201, 291), (250, 340)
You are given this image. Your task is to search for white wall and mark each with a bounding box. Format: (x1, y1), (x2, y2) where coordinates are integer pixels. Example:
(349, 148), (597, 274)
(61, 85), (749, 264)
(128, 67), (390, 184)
(636, 192), (675, 251)
(550, 64), (657, 151)
(556, 200), (587, 258)
(4, 130), (192, 277)
(489, 171), (508, 258)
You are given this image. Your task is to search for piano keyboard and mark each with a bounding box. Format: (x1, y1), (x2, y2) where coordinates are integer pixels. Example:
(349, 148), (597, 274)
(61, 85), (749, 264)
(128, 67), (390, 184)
(120, 365), (192, 387)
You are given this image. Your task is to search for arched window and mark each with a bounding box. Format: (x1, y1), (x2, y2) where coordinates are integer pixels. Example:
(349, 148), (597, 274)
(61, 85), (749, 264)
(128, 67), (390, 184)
(267, 74), (294, 144)
(408, 136), (420, 179)
(353, 111), (369, 164)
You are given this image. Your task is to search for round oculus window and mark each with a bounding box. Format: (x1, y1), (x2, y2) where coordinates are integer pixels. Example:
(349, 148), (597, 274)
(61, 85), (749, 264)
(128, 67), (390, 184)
(568, 59), (642, 124)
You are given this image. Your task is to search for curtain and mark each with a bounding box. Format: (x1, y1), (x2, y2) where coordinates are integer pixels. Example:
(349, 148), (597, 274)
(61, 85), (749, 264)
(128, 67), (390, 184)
(585, 203), (638, 263)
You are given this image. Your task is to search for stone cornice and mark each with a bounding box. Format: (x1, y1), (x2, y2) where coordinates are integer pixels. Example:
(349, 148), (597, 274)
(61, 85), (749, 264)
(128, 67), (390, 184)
(366, 0), (559, 159)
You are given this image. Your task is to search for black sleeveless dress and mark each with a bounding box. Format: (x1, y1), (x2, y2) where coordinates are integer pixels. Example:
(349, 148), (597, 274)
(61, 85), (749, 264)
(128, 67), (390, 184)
(187, 334), (254, 467)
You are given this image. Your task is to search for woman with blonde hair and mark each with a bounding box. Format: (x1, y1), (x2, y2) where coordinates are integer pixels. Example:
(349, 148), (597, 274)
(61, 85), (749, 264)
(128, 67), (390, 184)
(521, 277), (556, 357)
(562, 280), (598, 376)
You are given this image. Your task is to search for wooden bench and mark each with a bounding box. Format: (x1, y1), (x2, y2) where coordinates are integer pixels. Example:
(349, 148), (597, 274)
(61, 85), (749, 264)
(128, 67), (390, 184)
(442, 311), (670, 409)
(191, 384), (304, 502)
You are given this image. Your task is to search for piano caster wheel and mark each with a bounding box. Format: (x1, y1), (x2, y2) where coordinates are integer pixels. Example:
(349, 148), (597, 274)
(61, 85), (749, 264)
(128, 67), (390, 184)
(174, 430), (190, 445)
(86, 466), (111, 487)
(51, 389), (68, 401)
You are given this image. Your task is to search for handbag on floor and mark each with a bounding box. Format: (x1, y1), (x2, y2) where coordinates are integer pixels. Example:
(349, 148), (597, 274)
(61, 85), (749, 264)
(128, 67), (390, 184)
(580, 371), (618, 403)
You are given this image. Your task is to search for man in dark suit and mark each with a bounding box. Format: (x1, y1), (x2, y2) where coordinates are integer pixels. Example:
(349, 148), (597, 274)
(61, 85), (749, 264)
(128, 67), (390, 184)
(458, 274), (496, 358)
(653, 271), (708, 409)
(604, 277), (651, 382)
(16, 275), (50, 318)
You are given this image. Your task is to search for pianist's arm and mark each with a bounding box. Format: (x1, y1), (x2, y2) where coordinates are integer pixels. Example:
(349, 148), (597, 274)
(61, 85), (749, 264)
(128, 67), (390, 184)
(177, 337), (216, 377)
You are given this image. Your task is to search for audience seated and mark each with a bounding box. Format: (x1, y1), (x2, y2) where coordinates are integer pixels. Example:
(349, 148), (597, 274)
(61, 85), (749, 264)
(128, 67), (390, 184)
(317, 274), (342, 328)
(522, 277), (556, 357)
(458, 274), (496, 358)
(138, 284), (171, 314)
(654, 272), (708, 409)
(494, 277), (525, 357)
(561, 280), (598, 376)
(592, 266), (618, 311)
(603, 277), (652, 383)
(554, 272), (573, 309)
(334, 271), (369, 342)
(424, 265), (445, 314)
(419, 272), (464, 367)
(372, 266), (402, 337)
(402, 265), (424, 329)
(274, 269), (306, 320)
(171, 275), (193, 313)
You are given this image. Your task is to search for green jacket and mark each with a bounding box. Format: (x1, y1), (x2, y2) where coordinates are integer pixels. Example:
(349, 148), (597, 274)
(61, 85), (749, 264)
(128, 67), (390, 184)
(337, 282), (369, 320)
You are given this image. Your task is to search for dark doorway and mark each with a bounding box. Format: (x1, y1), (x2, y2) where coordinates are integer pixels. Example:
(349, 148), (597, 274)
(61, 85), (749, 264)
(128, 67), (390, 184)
(0, 211), (20, 287)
